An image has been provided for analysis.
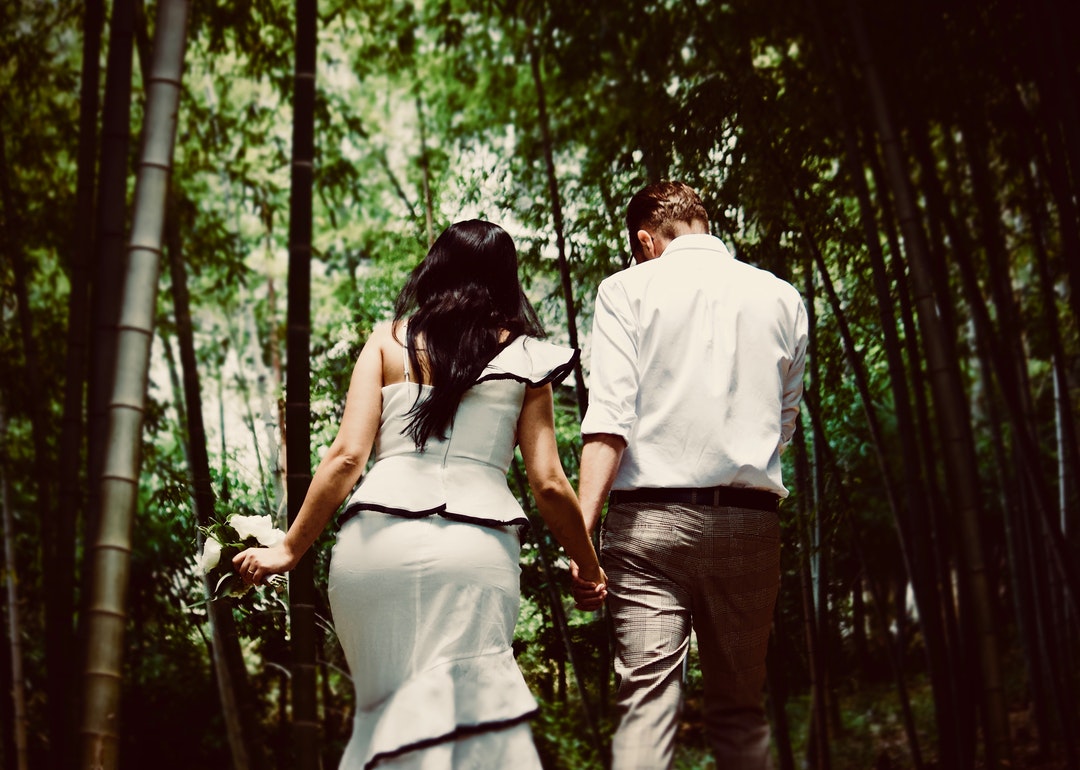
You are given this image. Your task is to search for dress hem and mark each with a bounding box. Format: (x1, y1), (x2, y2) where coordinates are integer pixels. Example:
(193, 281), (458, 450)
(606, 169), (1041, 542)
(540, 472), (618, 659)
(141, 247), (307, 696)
(365, 709), (539, 769)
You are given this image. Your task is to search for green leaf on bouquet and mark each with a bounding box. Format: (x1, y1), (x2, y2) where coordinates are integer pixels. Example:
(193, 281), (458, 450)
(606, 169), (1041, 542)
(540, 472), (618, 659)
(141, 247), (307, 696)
(213, 571), (253, 599)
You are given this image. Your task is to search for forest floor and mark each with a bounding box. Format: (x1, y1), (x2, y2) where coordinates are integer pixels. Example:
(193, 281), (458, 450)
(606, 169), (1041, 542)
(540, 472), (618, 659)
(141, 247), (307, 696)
(671, 683), (1072, 770)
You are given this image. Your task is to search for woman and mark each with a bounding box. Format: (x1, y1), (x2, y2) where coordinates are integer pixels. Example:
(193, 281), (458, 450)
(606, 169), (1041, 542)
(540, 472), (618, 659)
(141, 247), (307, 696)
(234, 220), (607, 769)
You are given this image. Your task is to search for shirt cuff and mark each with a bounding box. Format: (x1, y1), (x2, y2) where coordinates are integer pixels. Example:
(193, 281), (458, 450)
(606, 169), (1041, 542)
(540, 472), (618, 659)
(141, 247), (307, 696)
(580, 403), (634, 441)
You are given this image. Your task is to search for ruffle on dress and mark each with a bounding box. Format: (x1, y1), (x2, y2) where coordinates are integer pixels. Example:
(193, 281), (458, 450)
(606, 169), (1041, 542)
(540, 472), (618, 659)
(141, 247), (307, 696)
(337, 650), (540, 769)
(477, 335), (580, 387)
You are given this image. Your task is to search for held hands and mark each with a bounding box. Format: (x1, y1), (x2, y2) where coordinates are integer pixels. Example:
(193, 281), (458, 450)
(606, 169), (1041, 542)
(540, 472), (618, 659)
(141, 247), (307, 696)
(569, 559), (608, 612)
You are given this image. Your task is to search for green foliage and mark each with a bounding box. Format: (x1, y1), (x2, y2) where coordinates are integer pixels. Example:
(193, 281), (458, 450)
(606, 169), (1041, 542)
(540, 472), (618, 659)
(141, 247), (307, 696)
(531, 694), (610, 770)
(120, 415), (234, 767)
(4, 0), (1080, 766)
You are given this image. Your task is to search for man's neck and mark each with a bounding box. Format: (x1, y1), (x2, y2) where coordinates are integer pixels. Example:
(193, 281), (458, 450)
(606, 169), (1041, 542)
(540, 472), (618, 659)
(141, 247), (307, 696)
(670, 220), (709, 239)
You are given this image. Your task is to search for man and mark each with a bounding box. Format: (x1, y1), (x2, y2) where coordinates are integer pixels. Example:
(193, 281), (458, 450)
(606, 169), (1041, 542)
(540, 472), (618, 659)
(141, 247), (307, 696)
(572, 181), (808, 769)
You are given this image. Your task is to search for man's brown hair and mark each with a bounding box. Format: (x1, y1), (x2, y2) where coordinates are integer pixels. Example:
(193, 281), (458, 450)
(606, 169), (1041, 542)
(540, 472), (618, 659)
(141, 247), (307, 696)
(625, 181), (710, 259)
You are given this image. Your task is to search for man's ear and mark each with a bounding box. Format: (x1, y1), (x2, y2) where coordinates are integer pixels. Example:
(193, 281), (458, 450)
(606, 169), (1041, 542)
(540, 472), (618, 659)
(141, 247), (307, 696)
(635, 229), (656, 262)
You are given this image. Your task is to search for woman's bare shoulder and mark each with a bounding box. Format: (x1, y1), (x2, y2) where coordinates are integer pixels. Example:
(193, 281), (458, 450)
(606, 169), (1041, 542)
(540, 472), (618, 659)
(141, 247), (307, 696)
(364, 320), (400, 347)
(366, 320), (411, 385)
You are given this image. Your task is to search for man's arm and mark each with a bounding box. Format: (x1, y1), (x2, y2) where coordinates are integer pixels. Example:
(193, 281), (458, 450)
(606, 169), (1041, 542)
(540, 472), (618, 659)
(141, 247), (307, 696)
(569, 433), (625, 611)
(577, 279), (636, 530)
(778, 298), (809, 454)
(572, 278), (635, 609)
(578, 433), (626, 536)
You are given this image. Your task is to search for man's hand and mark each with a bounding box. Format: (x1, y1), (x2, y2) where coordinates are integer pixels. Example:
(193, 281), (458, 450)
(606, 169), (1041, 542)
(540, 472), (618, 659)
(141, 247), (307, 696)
(570, 559), (608, 612)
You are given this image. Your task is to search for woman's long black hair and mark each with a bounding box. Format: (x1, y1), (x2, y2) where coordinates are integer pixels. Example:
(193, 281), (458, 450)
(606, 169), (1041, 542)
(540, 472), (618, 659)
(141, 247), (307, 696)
(392, 220), (545, 449)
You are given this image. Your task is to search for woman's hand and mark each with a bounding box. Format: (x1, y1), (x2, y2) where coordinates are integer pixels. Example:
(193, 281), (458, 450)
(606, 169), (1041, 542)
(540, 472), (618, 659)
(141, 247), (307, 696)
(232, 543), (297, 587)
(569, 559), (608, 612)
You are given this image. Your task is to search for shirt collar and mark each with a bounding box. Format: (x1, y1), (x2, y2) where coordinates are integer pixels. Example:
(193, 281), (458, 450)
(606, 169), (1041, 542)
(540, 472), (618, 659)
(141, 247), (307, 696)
(662, 233), (734, 260)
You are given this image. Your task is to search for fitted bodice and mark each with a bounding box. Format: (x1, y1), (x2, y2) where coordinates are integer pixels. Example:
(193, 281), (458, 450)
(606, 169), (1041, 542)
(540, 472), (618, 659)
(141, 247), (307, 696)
(341, 335), (578, 527)
(375, 381), (524, 470)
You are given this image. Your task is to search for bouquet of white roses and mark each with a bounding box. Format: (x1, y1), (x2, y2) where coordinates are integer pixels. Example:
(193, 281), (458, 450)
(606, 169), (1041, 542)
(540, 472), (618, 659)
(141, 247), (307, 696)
(197, 513), (287, 600)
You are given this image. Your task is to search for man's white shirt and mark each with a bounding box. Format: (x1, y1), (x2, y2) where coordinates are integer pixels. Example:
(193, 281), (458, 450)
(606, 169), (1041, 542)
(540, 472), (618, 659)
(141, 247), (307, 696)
(580, 233), (808, 496)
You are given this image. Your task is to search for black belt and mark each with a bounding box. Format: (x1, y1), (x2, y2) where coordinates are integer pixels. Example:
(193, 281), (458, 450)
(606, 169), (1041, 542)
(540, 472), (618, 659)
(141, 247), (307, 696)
(609, 486), (780, 512)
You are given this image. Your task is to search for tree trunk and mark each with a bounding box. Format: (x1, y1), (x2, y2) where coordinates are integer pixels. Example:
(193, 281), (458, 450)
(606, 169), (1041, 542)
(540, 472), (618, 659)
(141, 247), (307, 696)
(865, 127), (964, 703)
(850, 525), (924, 770)
(803, 388), (925, 768)
(1027, 0), (1080, 326)
(951, 118), (1080, 768)
(803, 22), (957, 739)
(920, 117), (1080, 616)
(786, 185), (901, 522)
(79, 2), (190, 766)
(510, 462), (605, 759)
(1036, 251), (1078, 533)
(1020, 476), (1080, 769)
(804, 40), (958, 756)
(0, 403), (29, 770)
(414, 91), (435, 245)
(793, 410), (829, 770)
(287, 1), (319, 766)
(1032, 114), (1080, 328)
(86, 0), (136, 568)
(528, 36), (588, 418)
(996, 417), (1054, 757)
(794, 257), (829, 770)
(785, 183), (952, 754)
(266, 276), (287, 521)
(227, 286), (286, 520)
(846, 4), (1010, 767)
(165, 194), (256, 770)
(0, 107), (59, 770)
(51, 3), (104, 764)
(1017, 116), (1080, 570)
(850, 578), (869, 680)
(226, 312), (273, 517)
(766, 618), (796, 770)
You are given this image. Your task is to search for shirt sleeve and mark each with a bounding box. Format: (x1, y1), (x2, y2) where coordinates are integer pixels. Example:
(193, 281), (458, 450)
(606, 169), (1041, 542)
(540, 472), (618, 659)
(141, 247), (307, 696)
(580, 278), (640, 440)
(778, 297), (809, 451)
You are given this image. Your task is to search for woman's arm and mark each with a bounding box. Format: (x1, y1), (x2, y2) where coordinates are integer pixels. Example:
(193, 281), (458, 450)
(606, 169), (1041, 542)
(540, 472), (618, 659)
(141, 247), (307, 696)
(234, 327), (385, 584)
(517, 384), (607, 603)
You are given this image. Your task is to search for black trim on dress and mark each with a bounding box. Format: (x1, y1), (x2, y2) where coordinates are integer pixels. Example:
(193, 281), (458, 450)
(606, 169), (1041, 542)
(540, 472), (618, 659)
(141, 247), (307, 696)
(338, 502), (529, 532)
(475, 347), (580, 389)
(365, 709), (541, 769)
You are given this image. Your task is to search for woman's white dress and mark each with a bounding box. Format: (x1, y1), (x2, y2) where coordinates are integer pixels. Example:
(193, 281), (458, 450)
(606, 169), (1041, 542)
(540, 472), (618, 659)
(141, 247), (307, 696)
(328, 335), (578, 770)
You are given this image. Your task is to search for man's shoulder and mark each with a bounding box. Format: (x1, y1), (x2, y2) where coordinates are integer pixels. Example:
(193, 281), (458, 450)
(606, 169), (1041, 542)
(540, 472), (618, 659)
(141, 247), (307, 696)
(596, 240), (803, 306)
(596, 261), (651, 294)
(730, 259), (802, 298)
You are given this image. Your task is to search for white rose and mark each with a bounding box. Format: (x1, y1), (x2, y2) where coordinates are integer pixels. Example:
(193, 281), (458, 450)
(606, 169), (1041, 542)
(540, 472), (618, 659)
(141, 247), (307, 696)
(260, 528), (286, 547)
(198, 536), (222, 574)
(228, 513), (284, 547)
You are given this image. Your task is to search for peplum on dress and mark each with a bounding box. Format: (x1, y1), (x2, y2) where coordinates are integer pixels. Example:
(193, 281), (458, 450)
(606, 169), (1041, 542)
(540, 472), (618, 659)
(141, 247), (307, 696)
(327, 334), (579, 770)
